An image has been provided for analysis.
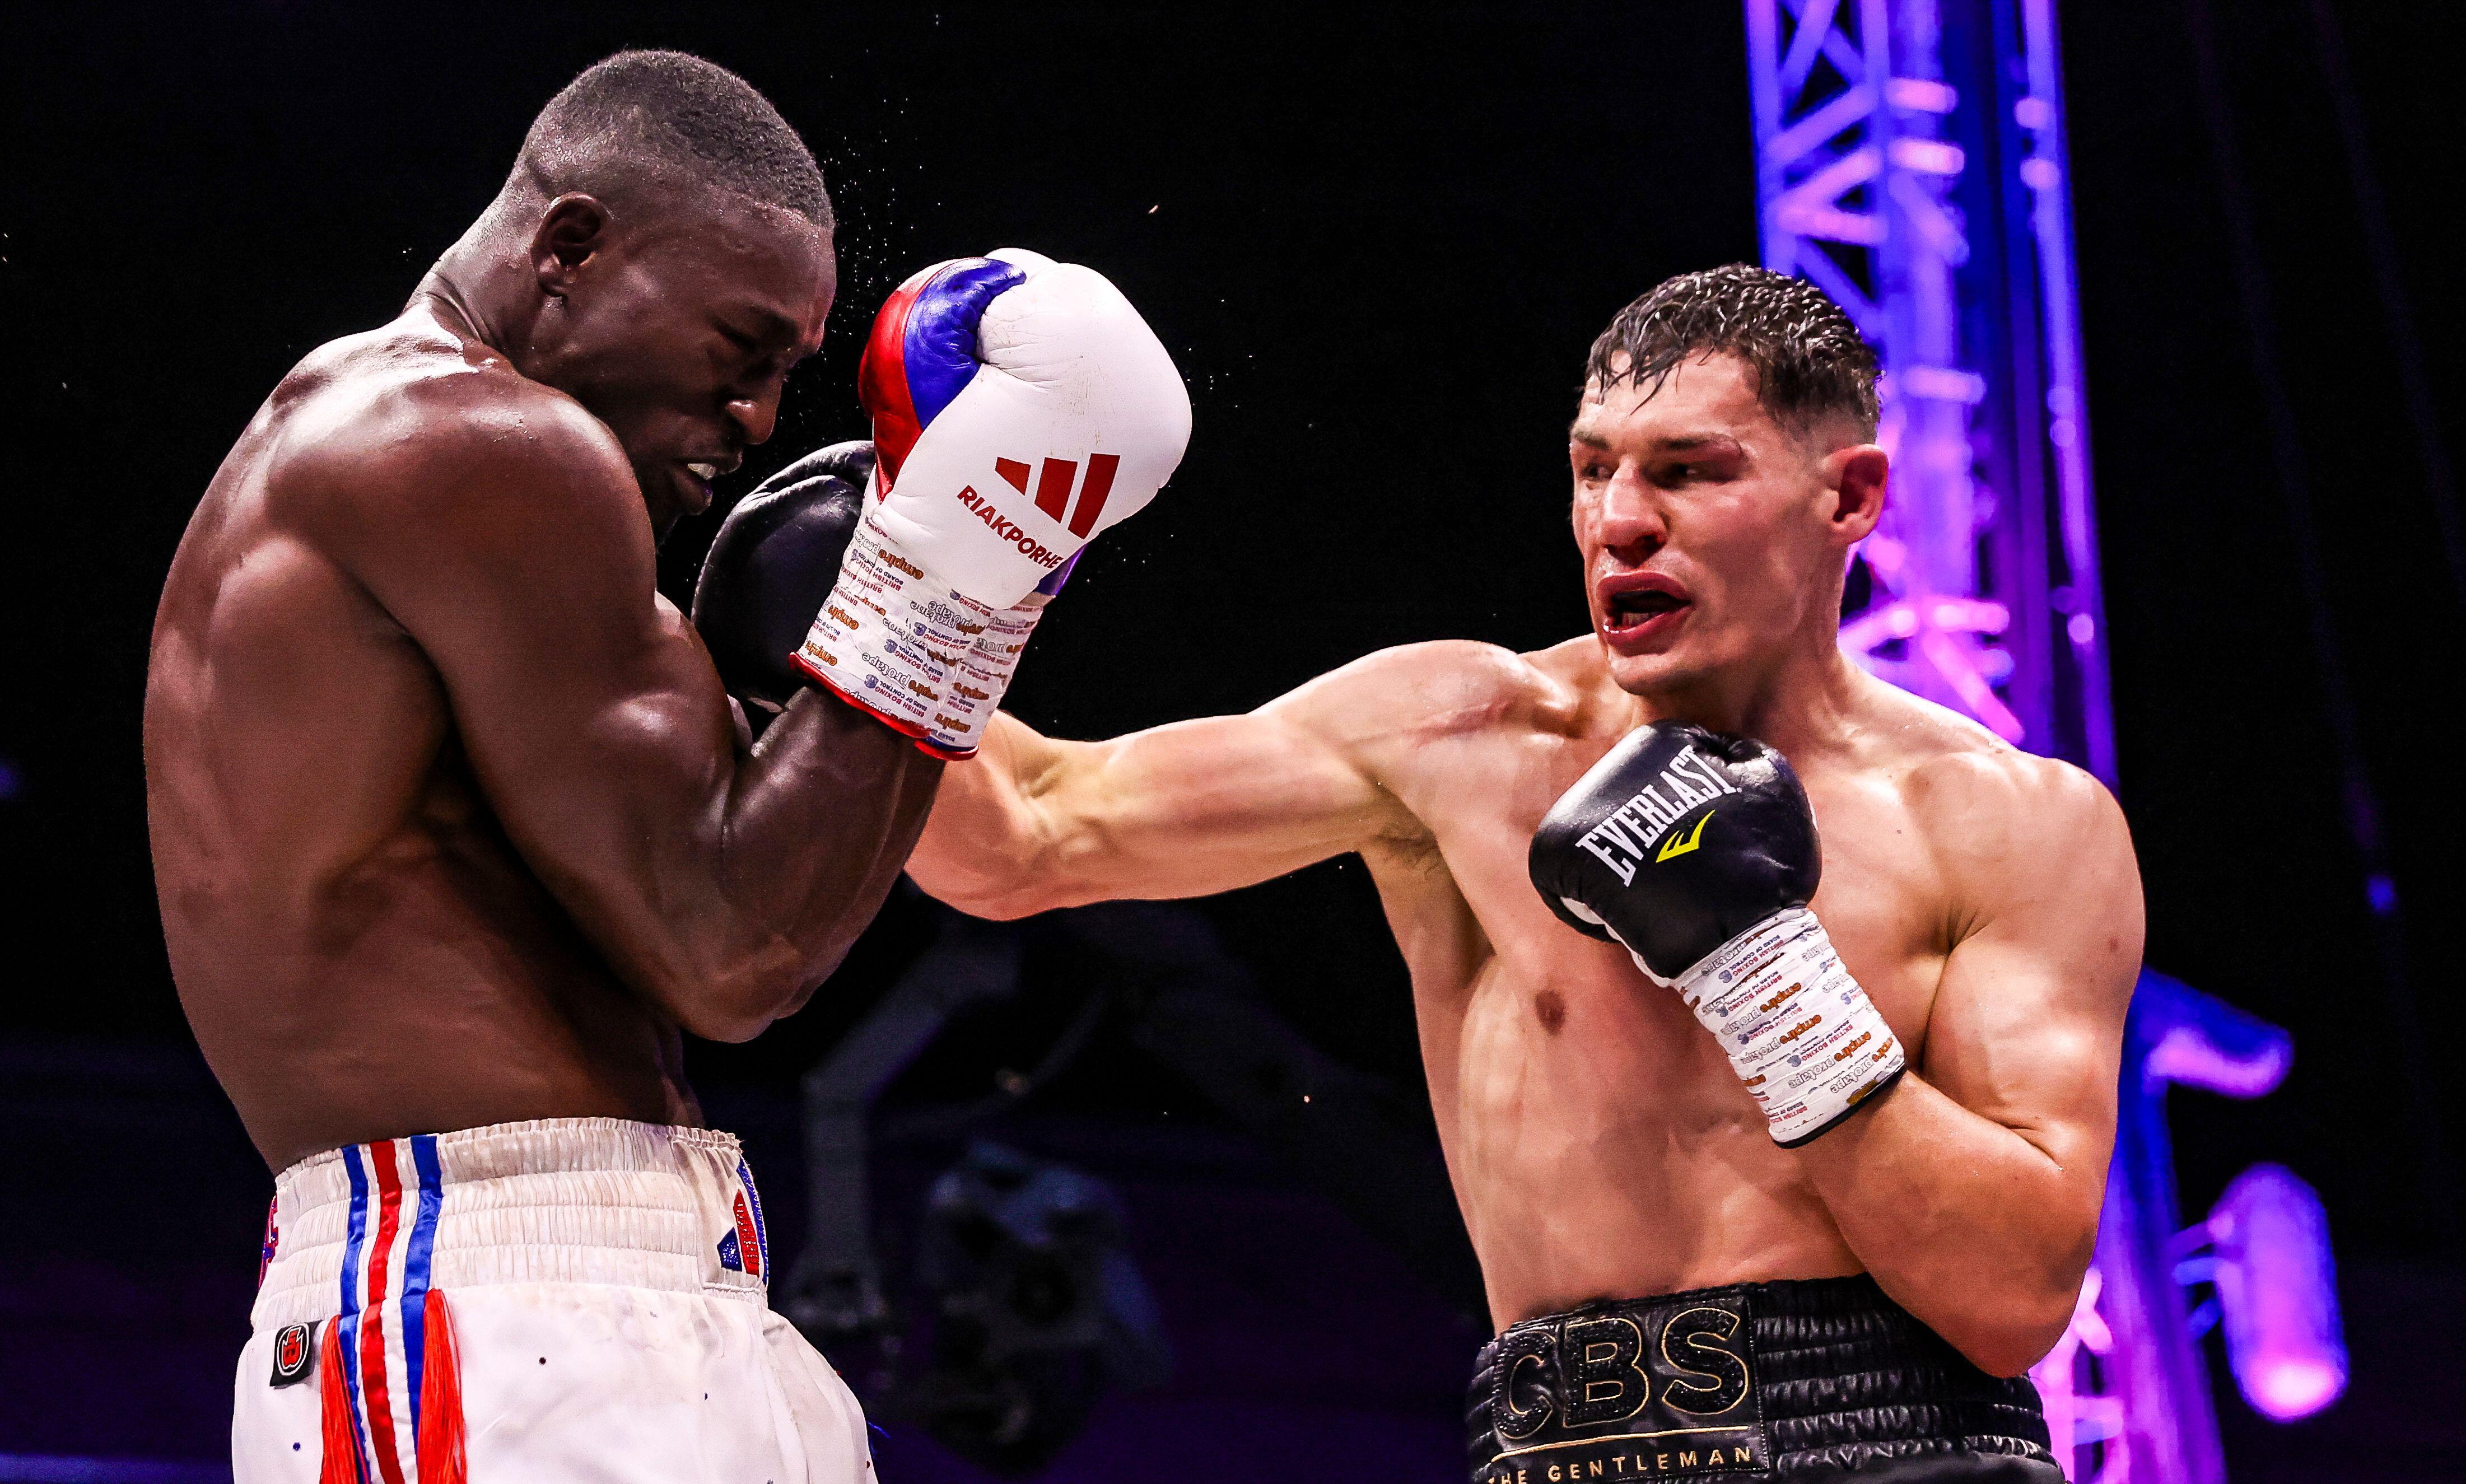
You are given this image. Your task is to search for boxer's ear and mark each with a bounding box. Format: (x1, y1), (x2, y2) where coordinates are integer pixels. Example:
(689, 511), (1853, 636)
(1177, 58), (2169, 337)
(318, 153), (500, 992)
(1821, 442), (1889, 548)
(530, 194), (611, 299)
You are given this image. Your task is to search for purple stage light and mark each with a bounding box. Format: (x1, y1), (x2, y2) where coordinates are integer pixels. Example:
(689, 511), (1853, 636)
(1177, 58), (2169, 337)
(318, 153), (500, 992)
(2208, 1165), (2346, 1421)
(1747, 0), (2114, 777)
(2143, 1017), (2291, 1102)
(1747, 10), (2343, 1471)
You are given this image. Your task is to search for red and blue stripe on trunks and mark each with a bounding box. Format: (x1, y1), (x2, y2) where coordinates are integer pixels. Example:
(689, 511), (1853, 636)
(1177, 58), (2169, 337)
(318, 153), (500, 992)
(322, 1133), (462, 1484)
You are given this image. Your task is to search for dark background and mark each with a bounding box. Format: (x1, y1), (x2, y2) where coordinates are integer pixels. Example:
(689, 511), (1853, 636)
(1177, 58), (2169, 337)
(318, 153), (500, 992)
(4, 1), (2463, 1477)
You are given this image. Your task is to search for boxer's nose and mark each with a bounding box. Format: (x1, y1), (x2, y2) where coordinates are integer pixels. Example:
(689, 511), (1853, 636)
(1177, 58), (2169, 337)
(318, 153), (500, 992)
(1591, 466), (1669, 561)
(726, 385), (781, 448)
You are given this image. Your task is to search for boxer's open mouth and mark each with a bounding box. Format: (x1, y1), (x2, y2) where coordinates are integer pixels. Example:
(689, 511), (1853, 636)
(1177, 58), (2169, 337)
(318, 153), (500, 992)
(678, 458), (734, 514)
(1598, 575), (1693, 647)
(1609, 590), (1684, 622)
(678, 466), (716, 512)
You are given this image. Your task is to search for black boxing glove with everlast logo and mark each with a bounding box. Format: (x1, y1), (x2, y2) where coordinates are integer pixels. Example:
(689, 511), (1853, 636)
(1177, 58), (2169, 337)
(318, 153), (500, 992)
(1528, 723), (1906, 1146)
(693, 441), (875, 725)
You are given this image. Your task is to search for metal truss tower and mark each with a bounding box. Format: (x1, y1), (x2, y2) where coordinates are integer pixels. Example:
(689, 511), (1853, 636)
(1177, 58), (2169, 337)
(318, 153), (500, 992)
(1746, 7), (2347, 1483)
(1747, 0), (2114, 781)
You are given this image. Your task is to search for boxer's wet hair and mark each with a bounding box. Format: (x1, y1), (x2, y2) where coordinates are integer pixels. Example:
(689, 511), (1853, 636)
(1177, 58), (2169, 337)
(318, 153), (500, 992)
(508, 50), (832, 230)
(1586, 264), (1878, 438)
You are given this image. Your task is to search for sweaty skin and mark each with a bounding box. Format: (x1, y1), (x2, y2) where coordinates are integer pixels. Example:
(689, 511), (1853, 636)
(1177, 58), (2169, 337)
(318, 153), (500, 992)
(910, 353), (2142, 1378)
(147, 192), (941, 1172)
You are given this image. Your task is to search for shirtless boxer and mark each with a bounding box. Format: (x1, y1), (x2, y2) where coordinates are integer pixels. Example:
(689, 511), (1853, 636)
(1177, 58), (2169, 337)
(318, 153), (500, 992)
(910, 266), (2143, 1482)
(145, 51), (1186, 1483)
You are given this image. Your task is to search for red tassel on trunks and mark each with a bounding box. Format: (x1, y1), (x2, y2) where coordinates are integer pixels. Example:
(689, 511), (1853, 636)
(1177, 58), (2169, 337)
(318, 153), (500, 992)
(416, 1289), (467, 1484)
(316, 1320), (367, 1484)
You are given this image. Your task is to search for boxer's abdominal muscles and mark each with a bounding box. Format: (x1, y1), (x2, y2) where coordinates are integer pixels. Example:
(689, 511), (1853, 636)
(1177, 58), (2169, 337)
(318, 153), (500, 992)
(1400, 898), (1867, 1330)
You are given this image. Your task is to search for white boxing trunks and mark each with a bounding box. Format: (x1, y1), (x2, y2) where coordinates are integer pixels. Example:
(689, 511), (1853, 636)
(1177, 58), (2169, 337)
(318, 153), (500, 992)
(236, 1118), (873, 1484)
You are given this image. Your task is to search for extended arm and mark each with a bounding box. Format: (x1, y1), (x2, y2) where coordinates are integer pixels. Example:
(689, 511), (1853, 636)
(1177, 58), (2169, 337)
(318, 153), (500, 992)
(908, 647), (1469, 918)
(1795, 762), (2142, 1375)
(323, 393), (939, 1041)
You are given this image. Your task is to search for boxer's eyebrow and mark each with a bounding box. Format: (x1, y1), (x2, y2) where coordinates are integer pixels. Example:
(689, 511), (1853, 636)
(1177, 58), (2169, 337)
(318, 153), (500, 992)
(1651, 433), (1745, 459)
(1565, 426), (1746, 460)
(729, 307), (802, 346)
(719, 307), (824, 365)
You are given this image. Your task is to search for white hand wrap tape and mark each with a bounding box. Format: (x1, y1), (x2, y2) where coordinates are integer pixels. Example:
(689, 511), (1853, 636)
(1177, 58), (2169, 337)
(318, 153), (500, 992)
(1665, 907), (1906, 1146)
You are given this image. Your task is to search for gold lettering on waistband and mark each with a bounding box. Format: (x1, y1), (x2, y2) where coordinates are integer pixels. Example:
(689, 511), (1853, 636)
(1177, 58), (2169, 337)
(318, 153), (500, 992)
(1490, 1425), (1755, 1461)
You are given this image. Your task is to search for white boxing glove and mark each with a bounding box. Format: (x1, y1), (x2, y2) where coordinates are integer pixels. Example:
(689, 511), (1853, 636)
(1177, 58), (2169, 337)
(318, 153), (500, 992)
(793, 250), (1191, 758)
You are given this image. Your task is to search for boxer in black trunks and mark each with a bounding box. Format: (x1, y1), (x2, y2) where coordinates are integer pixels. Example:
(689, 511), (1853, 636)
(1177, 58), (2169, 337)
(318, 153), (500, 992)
(907, 267), (2141, 1481)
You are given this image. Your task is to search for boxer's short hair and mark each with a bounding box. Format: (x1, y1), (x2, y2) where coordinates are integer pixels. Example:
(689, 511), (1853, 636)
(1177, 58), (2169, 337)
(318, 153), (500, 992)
(512, 50), (831, 230)
(1586, 264), (1878, 438)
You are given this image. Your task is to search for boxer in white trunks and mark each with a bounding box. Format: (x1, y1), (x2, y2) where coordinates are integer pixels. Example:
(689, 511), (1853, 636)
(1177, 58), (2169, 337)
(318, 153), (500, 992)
(144, 49), (1187, 1483)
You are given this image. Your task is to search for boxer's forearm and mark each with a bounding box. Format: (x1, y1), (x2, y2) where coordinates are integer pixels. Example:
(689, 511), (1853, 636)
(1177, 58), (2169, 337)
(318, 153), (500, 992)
(689, 690), (947, 1032)
(911, 704), (1402, 918)
(1795, 1072), (2098, 1376)
(906, 712), (1070, 918)
(334, 407), (945, 1040)
(538, 685), (944, 1043)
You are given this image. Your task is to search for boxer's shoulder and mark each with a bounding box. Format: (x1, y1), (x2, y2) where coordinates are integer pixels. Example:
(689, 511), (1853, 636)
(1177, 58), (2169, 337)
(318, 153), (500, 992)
(1275, 642), (1579, 842)
(262, 324), (637, 568)
(1308, 638), (1571, 744)
(276, 343), (622, 506)
(1849, 676), (2131, 909)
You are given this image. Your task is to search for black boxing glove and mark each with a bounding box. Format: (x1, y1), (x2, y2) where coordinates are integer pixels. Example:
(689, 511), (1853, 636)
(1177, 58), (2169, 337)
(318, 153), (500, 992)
(1528, 723), (1905, 1146)
(692, 441), (875, 727)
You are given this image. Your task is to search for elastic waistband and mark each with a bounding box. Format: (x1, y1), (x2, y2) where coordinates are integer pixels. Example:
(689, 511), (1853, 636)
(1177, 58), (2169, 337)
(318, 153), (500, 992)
(1468, 1275), (2057, 1484)
(253, 1117), (774, 1331)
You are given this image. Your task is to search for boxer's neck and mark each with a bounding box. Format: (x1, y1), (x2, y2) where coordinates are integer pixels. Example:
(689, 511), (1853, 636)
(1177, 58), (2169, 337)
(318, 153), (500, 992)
(411, 207), (552, 376)
(1624, 622), (1868, 762)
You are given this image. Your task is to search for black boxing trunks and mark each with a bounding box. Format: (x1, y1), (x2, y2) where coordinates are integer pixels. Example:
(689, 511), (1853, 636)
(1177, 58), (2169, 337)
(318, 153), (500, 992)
(1466, 1275), (2060, 1484)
